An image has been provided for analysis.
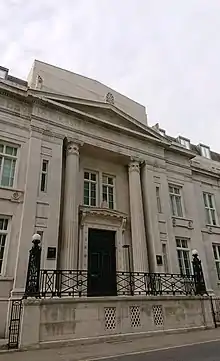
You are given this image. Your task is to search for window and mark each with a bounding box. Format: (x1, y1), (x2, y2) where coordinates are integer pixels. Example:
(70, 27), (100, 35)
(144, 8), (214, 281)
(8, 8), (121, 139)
(156, 186), (162, 213)
(203, 193), (217, 225)
(200, 145), (211, 159)
(162, 243), (169, 273)
(0, 68), (7, 79)
(176, 238), (191, 276)
(40, 160), (49, 192)
(178, 137), (190, 150)
(0, 217), (9, 274)
(102, 175), (115, 209)
(212, 244), (220, 280)
(169, 185), (183, 217)
(84, 171), (97, 206)
(0, 143), (17, 187)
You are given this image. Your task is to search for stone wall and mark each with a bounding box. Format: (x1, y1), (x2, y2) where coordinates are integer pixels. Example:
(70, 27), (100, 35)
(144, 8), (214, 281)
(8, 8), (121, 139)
(20, 295), (214, 348)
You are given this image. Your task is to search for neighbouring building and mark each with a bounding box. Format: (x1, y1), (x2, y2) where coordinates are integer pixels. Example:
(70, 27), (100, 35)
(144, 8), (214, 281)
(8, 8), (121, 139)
(0, 61), (220, 339)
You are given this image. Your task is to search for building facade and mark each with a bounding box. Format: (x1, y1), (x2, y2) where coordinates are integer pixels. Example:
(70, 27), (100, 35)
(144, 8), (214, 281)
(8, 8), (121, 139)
(0, 61), (220, 337)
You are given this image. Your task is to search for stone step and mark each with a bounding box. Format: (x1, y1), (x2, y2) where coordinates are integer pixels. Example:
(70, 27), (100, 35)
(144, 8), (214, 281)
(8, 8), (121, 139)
(0, 339), (8, 350)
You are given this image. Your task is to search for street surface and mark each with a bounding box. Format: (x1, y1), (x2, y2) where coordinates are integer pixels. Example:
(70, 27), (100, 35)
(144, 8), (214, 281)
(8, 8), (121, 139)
(0, 328), (220, 361)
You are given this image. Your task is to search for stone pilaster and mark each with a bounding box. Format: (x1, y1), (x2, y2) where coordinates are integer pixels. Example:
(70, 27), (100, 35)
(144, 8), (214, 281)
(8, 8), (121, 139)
(128, 160), (148, 272)
(61, 141), (79, 270)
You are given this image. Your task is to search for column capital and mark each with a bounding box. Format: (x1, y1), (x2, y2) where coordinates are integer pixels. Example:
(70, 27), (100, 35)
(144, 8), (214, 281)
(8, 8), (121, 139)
(128, 160), (141, 173)
(66, 141), (80, 156)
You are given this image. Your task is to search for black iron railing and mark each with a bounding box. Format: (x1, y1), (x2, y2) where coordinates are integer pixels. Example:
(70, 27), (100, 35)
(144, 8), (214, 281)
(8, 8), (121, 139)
(25, 269), (197, 298)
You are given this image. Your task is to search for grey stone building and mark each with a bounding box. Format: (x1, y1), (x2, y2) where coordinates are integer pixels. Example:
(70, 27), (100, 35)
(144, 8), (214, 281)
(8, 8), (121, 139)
(0, 61), (220, 339)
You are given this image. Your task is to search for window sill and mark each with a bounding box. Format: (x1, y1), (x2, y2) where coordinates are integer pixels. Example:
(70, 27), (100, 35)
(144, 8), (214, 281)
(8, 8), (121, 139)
(202, 225), (220, 235)
(0, 187), (24, 202)
(0, 276), (13, 282)
(172, 216), (193, 229)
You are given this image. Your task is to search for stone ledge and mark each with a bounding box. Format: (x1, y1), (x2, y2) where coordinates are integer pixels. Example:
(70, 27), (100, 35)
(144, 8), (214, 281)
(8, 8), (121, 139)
(24, 294), (208, 306)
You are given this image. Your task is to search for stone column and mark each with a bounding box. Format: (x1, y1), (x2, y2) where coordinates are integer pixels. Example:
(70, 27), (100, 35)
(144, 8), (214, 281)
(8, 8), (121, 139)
(128, 160), (148, 272)
(61, 141), (79, 270)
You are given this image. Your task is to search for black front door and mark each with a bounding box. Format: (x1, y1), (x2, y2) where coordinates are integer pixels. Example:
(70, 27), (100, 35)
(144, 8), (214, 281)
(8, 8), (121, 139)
(87, 229), (117, 297)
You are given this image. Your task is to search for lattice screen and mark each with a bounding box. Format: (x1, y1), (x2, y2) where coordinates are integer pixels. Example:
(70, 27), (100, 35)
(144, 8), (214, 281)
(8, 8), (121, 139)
(129, 306), (141, 327)
(104, 307), (116, 330)
(152, 305), (164, 326)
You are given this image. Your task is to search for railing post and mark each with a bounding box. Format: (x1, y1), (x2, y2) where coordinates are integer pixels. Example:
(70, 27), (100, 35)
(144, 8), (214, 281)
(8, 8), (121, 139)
(192, 249), (207, 295)
(24, 234), (42, 298)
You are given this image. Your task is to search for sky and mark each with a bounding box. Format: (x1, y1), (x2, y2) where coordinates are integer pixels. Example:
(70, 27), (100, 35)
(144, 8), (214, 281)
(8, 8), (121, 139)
(1, 0), (220, 151)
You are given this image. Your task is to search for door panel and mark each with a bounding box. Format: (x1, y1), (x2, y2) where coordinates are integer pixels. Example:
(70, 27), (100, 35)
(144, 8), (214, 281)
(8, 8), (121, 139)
(87, 229), (117, 296)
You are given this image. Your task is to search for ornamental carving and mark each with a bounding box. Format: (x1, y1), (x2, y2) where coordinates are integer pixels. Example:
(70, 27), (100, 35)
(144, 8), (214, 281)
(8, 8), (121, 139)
(11, 191), (22, 202)
(105, 92), (115, 105)
(66, 142), (79, 156)
(128, 161), (140, 173)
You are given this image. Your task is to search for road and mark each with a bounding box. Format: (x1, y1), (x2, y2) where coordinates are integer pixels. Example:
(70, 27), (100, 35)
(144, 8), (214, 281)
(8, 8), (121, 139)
(0, 329), (220, 361)
(99, 340), (220, 361)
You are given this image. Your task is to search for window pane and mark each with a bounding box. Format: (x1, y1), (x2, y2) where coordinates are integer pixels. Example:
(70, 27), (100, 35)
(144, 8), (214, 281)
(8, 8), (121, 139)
(218, 246), (220, 258)
(84, 172), (89, 180)
(211, 209), (216, 225)
(108, 177), (113, 185)
(170, 195), (175, 216)
(213, 245), (218, 260)
(183, 251), (191, 276)
(90, 173), (96, 182)
(5, 146), (13, 155)
(216, 262), (220, 280)
(91, 197), (96, 206)
(176, 197), (183, 217)
(208, 194), (213, 208)
(181, 239), (187, 248)
(40, 173), (46, 192)
(91, 183), (96, 192)
(0, 145), (3, 153)
(177, 250), (184, 275)
(205, 209), (211, 224)
(1, 159), (12, 186)
(176, 239), (181, 247)
(102, 175), (107, 184)
(42, 160), (48, 172)
(3, 219), (8, 231)
(203, 193), (208, 207)
(174, 187), (180, 195)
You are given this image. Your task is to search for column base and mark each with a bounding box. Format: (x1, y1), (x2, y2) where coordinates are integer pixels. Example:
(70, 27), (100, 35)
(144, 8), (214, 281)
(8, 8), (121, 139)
(10, 288), (25, 299)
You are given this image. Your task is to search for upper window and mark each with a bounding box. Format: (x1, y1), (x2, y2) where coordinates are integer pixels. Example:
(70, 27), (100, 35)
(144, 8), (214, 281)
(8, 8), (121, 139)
(200, 145), (211, 159)
(156, 186), (162, 213)
(178, 137), (190, 150)
(40, 159), (49, 192)
(102, 175), (115, 209)
(84, 171), (97, 206)
(0, 143), (17, 187)
(203, 192), (217, 226)
(213, 244), (220, 280)
(0, 217), (9, 274)
(176, 238), (191, 276)
(169, 185), (183, 217)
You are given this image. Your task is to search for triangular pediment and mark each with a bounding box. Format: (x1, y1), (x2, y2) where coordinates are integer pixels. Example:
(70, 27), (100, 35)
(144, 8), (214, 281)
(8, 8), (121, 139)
(30, 90), (167, 142)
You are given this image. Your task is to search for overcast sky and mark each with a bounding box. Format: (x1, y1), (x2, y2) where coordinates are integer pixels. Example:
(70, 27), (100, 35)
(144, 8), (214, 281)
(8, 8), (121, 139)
(1, 0), (220, 151)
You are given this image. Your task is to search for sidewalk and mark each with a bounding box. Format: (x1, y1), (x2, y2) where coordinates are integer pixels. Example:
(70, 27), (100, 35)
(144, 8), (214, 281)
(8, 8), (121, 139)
(1, 328), (220, 361)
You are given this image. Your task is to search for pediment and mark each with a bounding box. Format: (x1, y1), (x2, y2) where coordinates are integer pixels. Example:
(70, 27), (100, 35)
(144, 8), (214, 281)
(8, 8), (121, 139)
(31, 90), (165, 142)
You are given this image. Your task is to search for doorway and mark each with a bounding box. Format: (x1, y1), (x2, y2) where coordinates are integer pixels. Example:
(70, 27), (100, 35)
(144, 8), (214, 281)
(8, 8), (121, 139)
(87, 229), (117, 297)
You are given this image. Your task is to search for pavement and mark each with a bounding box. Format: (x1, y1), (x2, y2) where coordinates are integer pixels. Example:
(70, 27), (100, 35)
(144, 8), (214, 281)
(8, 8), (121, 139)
(1, 328), (220, 361)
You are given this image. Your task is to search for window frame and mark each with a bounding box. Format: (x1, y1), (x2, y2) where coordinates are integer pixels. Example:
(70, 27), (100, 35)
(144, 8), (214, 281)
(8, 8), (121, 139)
(83, 170), (98, 207)
(203, 192), (218, 226)
(156, 186), (162, 213)
(176, 237), (192, 276)
(200, 144), (211, 159)
(40, 159), (49, 193)
(178, 136), (190, 150)
(0, 216), (10, 276)
(101, 173), (116, 210)
(212, 244), (220, 280)
(0, 142), (18, 188)
(162, 242), (169, 273)
(169, 184), (184, 218)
